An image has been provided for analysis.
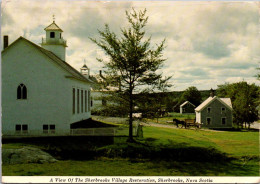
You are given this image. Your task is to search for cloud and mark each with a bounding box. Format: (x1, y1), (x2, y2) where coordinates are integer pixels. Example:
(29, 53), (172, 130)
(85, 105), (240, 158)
(1, 0), (259, 91)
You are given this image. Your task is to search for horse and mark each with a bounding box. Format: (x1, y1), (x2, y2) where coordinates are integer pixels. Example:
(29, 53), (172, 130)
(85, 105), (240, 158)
(173, 118), (186, 128)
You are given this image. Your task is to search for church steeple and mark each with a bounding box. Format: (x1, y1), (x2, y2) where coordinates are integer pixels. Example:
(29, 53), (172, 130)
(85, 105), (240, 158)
(41, 16), (67, 61)
(80, 59), (90, 78)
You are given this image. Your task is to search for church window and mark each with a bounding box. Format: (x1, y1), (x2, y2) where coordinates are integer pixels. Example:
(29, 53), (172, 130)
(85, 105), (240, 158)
(85, 90), (87, 112)
(77, 89), (79, 113)
(15, 124), (28, 134)
(43, 124), (55, 134)
(60, 33), (61, 38)
(16, 125), (21, 132)
(22, 125), (28, 133)
(17, 84), (27, 99)
(50, 32), (55, 38)
(72, 88), (75, 114)
(43, 125), (48, 134)
(50, 125), (55, 134)
(81, 90), (83, 113)
(88, 91), (91, 111)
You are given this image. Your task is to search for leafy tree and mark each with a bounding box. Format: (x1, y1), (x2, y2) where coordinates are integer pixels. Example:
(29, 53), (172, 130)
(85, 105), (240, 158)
(178, 86), (202, 107)
(217, 82), (259, 128)
(91, 9), (171, 142)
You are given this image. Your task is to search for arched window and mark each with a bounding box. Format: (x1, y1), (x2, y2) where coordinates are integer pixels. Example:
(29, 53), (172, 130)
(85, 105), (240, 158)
(17, 84), (27, 99)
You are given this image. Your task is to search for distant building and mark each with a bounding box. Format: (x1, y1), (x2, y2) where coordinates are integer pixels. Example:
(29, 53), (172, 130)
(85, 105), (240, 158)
(2, 19), (92, 136)
(180, 101), (195, 114)
(195, 89), (233, 128)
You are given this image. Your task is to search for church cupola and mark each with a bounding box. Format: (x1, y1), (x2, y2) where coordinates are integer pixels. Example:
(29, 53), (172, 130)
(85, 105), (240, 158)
(80, 60), (90, 78)
(41, 15), (67, 61)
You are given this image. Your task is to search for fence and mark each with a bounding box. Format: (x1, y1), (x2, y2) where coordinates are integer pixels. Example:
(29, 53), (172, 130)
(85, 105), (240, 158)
(70, 127), (137, 136)
(3, 127), (137, 138)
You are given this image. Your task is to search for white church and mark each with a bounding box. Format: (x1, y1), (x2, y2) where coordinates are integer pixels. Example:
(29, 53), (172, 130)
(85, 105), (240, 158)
(2, 19), (93, 136)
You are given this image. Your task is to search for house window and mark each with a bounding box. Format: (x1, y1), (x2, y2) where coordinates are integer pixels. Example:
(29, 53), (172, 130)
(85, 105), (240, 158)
(206, 118), (211, 125)
(43, 125), (55, 134)
(102, 99), (107, 106)
(81, 90), (83, 113)
(85, 90), (87, 112)
(50, 32), (55, 38)
(17, 84), (27, 99)
(222, 118), (226, 125)
(221, 107), (226, 113)
(77, 89), (79, 113)
(15, 124), (28, 134)
(72, 88), (75, 114)
(207, 107), (211, 113)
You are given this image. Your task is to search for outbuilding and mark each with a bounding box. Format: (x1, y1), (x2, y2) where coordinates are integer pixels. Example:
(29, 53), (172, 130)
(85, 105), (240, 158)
(180, 101), (195, 114)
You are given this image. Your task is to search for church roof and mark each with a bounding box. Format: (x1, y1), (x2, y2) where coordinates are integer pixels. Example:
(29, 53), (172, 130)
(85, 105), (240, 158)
(2, 37), (92, 84)
(44, 21), (63, 32)
(195, 96), (232, 112)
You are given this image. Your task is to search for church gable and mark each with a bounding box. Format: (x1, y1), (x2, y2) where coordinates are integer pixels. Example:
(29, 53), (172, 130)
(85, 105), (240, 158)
(2, 38), (69, 79)
(2, 37), (92, 84)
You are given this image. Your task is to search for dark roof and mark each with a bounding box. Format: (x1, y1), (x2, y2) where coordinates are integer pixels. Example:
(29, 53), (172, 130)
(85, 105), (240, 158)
(81, 64), (89, 69)
(2, 37), (92, 84)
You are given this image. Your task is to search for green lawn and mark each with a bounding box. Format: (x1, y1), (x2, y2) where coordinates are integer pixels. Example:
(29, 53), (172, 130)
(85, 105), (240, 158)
(2, 125), (259, 176)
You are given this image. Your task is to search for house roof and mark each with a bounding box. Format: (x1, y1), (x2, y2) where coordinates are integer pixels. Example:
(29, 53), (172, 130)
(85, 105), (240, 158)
(180, 101), (195, 107)
(2, 37), (92, 84)
(44, 21), (63, 32)
(195, 96), (232, 112)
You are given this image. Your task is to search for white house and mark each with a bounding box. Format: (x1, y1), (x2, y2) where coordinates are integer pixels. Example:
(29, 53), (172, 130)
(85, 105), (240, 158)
(2, 20), (93, 136)
(195, 90), (233, 128)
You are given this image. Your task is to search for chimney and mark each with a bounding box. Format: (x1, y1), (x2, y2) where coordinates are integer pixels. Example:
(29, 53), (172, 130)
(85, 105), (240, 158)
(3, 35), (8, 49)
(210, 88), (214, 97)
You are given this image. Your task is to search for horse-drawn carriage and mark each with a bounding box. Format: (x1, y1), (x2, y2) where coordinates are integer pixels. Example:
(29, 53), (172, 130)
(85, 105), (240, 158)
(172, 118), (201, 129)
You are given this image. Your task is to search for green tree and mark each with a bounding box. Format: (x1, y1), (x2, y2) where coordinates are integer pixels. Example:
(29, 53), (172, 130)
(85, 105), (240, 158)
(178, 86), (202, 107)
(91, 9), (171, 142)
(217, 82), (259, 128)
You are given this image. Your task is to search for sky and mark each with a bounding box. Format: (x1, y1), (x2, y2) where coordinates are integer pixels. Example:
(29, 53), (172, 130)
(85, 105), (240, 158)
(1, 0), (260, 91)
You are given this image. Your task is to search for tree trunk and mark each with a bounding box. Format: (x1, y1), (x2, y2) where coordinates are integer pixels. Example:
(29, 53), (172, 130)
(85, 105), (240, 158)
(127, 86), (134, 142)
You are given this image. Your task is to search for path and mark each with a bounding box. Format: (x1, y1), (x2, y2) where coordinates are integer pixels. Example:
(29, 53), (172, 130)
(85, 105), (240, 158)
(92, 116), (260, 131)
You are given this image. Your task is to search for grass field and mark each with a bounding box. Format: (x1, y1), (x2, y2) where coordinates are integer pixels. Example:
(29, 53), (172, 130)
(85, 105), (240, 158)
(2, 123), (259, 176)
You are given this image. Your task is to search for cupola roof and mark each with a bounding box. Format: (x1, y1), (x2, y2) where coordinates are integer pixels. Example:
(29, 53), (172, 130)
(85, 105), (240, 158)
(81, 64), (89, 69)
(44, 21), (63, 32)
